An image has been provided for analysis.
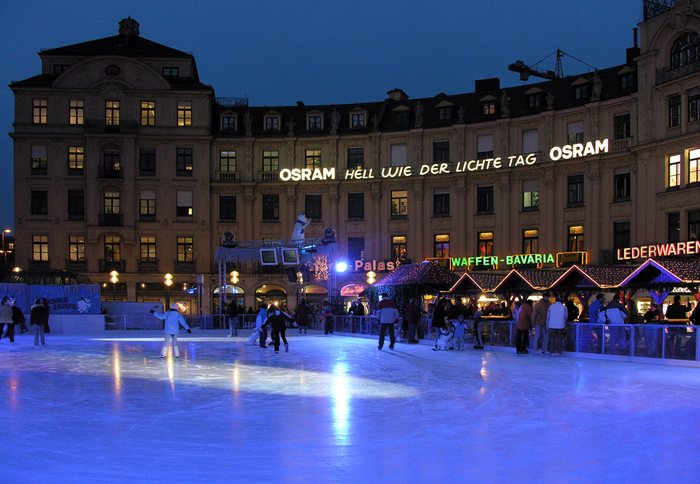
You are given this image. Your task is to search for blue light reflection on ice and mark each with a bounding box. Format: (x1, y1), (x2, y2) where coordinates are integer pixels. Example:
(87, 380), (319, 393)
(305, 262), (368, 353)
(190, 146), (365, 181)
(331, 362), (351, 445)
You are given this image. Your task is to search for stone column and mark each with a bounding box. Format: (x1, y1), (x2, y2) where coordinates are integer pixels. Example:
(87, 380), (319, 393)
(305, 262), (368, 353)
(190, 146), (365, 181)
(498, 174), (511, 253)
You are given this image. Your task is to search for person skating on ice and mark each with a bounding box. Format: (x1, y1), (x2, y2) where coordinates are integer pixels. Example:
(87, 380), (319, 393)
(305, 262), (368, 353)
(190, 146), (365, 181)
(376, 293), (399, 350)
(267, 307), (292, 354)
(151, 303), (191, 359)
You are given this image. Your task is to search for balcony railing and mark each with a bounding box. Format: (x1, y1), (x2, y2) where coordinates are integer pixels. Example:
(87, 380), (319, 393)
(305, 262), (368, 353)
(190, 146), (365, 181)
(216, 170), (240, 182)
(99, 213), (123, 226)
(138, 259), (160, 273)
(656, 59), (700, 85)
(99, 259), (125, 273)
(611, 138), (631, 152)
(258, 171), (280, 182)
(174, 259), (196, 273)
(65, 259), (87, 272)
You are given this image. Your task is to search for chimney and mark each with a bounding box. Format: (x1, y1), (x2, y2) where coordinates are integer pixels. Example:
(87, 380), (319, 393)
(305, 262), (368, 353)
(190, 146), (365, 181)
(119, 17), (140, 37)
(626, 28), (640, 64)
(475, 78), (500, 93)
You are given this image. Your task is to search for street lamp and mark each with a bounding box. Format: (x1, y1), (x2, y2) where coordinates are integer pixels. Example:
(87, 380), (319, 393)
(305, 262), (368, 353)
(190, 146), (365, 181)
(1, 228), (11, 269)
(164, 273), (173, 308)
(109, 270), (119, 301)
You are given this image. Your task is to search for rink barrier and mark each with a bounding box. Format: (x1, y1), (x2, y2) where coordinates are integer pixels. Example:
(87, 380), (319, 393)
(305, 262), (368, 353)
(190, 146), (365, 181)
(93, 314), (700, 363)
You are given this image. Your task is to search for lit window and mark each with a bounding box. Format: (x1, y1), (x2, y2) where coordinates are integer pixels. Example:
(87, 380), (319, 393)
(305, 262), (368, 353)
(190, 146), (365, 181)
(176, 191), (193, 217)
(105, 100), (120, 126)
(140, 236), (157, 262)
(177, 236), (193, 262)
(689, 148), (700, 184)
(68, 235), (85, 262)
(482, 102), (495, 115)
(139, 191), (156, 219)
(263, 150), (279, 172)
(568, 226), (584, 252)
(391, 236), (407, 262)
(522, 180), (539, 211)
(478, 232), (494, 257)
(177, 101), (192, 127)
(433, 234), (450, 258)
(668, 154), (681, 188)
(32, 235), (49, 262)
(68, 146), (84, 174)
(69, 99), (84, 125)
(391, 190), (408, 218)
(140, 101), (156, 126)
(305, 149), (321, 169)
(219, 150), (237, 173)
(33, 98), (47, 125)
(104, 236), (121, 262)
(522, 229), (539, 254)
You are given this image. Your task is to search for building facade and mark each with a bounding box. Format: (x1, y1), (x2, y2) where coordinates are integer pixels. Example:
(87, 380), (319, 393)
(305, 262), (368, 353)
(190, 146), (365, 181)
(10, 3), (700, 313)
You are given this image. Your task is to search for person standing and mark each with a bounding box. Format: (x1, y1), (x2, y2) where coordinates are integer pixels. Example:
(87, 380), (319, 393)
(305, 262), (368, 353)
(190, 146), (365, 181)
(41, 298), (51, 334)
(255, 306), (269, 348)
(151, 303), (191, 359)
(532, 292), (550, 354)
(226, 299), (240, 337)
(267, 307), (291, 354)
(452, 314), (467, 351)
(665, 295), (691, 357)
(404, 298), (421, 343)
(321, 301), (334, 334)
(0, 297), (14, 343)
(11, 301), (26, 339)
(296, 298), (312, 335)
(643, 303), (661, 357)
(516, 299), (533, 354)
(546, 296), (568, 356)
(431, 298), (447, 349)
(376, 293), (399, 351)
(30, 299), (48, 346)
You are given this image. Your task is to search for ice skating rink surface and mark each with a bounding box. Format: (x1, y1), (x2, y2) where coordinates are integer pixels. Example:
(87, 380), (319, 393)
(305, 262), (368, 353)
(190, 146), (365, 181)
(2, 332), (700, 483)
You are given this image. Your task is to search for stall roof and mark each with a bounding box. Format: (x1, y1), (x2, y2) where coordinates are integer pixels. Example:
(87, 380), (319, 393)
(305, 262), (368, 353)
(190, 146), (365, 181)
(450, 271), (506, 293)
(619, 258), (684, 287)
(655, 259), (700, 283)
(373, 261), (459, 290)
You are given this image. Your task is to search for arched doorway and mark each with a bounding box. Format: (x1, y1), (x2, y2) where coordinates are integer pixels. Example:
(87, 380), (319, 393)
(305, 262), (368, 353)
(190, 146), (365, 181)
(212, 284), (245, 314)
(255, 284), (287, 310)
(340, 283), (368, 313)
(301, 284), (328, 312)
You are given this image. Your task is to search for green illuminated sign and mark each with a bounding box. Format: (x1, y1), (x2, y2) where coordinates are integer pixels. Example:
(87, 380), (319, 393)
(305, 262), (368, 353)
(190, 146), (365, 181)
(451, 253), (555, 268)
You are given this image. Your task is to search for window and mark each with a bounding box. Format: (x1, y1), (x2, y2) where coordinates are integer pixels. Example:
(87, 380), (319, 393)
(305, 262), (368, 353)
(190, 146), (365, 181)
(433, 190), (450, 217)
(140, 236), (157, 262)
(614, 170), (631, 200)
(263, 150), (279, 172)
(305, 149), (321, 169)
(477, 135), (493, 158)
(162, 66), (179, 78)
(31, 190), (48, 215)
(177, 236), (193, 262)
(305, 194), (322, 220)
(104, 191), (120, 214)
(690, 148), (700, 184)
(102, 150), (120, 177)
(104, 65), (120, 76)
(262, 194), (279, 221)
(478, 232), (494, 257)
(522, 180), (539, 211)
(264, 115), (280, 131)
(105, 100), (120, 126)
(32, 235), (49, 262)
(307, 114), (322, 130)
(668, 212), (680, 243)
(391, 190), (408, 219)
(567, 175), (584, 206)
(177, 101), (192, 127)
(433, 234), (450, 258)
(522, 229), (539, 254)
(390, 144), (407, 166)
(140, 101), (156, 126)
(438, 107), (452, 121)
(219, 195), (236, 222)
(347, 237), (365, 261)
(67, 190), (84, 220)
(104, 236), (121, 262)
(477, 186), (494, 213)
(668, 154), (681, 188)
(614, 113), (631, 140)
(613, 221), (630, 255)
(68, 146), (84, 174)
(32, 98), (47, 124)
(689, 95), (700, 122)
(689, 210), (700, 241)
(347, 193), (364, 219)
(54, 64), (69, 74)
(139, 148), (156, 176)
(69, 99), (84, 125)
(139, 191), (156, 220)
(176, 191), (193, 217)
(669, 95), (681, 127)
(567, 121), (584, 144)
(568, 225), (584, 252)
(391, 235), (407, 262)
(482, 102), (495, 115)
(574, 84), (590, 100)
(347, 147), (364, 170)
(68, 235), (85, 262)
(619, 71), (636, 90)
(221, 115), (237, 130)
(395, 110), (409, 127)
(176, 147), (193, 176)
(351, 112), (365, 128)
(671, 32), (700, 69)
(528, 93), (542, 108)
(31, 145), (48, 175)
(219, 150), (236, 173)
(522, 129), (539, 153)
(433, 141), (450, 163)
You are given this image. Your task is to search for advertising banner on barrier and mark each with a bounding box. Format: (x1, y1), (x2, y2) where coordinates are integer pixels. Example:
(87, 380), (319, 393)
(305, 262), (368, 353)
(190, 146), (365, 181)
(0, 284), (101, 314)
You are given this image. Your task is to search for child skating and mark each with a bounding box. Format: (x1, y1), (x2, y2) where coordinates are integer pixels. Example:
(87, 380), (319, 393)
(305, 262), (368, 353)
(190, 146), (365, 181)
(151, 303), (191, 359)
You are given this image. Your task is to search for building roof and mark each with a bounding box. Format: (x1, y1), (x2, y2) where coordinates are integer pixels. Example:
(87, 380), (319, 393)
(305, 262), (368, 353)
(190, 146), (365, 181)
(373, 261), (459, 291)
(39, 33), (193, 59)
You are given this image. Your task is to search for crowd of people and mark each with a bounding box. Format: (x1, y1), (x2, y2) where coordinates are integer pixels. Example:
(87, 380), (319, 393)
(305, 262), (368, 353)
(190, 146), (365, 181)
(0, 297), (51, 347)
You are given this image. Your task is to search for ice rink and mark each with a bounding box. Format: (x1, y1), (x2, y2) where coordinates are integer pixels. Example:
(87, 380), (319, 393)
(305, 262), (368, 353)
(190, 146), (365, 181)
(2, 331), (700, 483)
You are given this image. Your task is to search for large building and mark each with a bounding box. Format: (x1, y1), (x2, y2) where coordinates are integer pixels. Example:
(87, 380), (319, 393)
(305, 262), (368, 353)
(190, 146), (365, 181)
(10, 3), (700, 314)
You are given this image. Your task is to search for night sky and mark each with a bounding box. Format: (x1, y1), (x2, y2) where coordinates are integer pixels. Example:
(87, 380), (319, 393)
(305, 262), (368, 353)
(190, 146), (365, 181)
(0, 0), (641, 231)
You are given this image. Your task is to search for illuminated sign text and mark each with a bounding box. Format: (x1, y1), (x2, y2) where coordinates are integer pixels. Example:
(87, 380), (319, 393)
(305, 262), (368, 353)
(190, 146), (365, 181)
(617, 241), (700, 260)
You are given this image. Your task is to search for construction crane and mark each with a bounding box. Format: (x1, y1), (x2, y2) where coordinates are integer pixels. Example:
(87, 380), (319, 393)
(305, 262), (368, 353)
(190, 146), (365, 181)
(509, 49), (597, 81)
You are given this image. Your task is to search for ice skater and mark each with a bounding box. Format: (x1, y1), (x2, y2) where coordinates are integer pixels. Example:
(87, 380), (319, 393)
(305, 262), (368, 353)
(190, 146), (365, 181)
(267, 307), (292, 354)
(254, 305), (270, 348)
(452, 314), (467, 351)
(376, 293), (399, 350)
(30, 298), (48, 346)
(151, 303), (191, 359)
(433, 322), (452, 351)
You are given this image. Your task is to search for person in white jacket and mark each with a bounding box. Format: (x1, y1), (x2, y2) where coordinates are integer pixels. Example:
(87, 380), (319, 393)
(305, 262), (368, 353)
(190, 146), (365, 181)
(546, 296), (568, 356)
(151, 303), (191, 359)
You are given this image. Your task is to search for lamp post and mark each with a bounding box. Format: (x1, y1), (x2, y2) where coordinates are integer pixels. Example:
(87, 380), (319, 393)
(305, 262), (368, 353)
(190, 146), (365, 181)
(1, 228), (11, 270)
(109, 270), (119, 301)
(164, 273), (173, 308)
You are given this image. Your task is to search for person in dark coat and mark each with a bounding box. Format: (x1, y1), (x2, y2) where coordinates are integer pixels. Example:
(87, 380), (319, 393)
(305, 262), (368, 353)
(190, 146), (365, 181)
(41, 297), (51, 333)
(431, 298), (447, 349)
(11, 302), (26, 339)
(30, 299), (48, 346)
(226, 299), (239, 337)
(268, 307), (292, 353)
(516, 299), (533, 354)
(296, 298), (312, 335)
(404, 298), (421, 343)
(0, 297), (13, 343)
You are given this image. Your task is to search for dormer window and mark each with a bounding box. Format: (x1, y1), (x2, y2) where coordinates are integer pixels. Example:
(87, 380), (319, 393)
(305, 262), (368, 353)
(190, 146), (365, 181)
(351, 112), (366, 128)
(438, 107), (452, 120)
(572, 78), (590, 100)
(264, 113), (281, 131)
(671, 32), (700, 69)
(481, 102), (496, 115)
(163, 66), (179, 78)
(528, 93), (542, 108)
(306, 112), (323, 130)
(394, 106), (410, 127)
(53, 64), (69, 74)
(221, 114), (237, 131)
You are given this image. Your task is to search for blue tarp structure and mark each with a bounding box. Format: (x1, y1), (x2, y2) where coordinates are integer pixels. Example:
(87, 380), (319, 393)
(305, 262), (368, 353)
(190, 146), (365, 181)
(0, 284), (101, 314)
